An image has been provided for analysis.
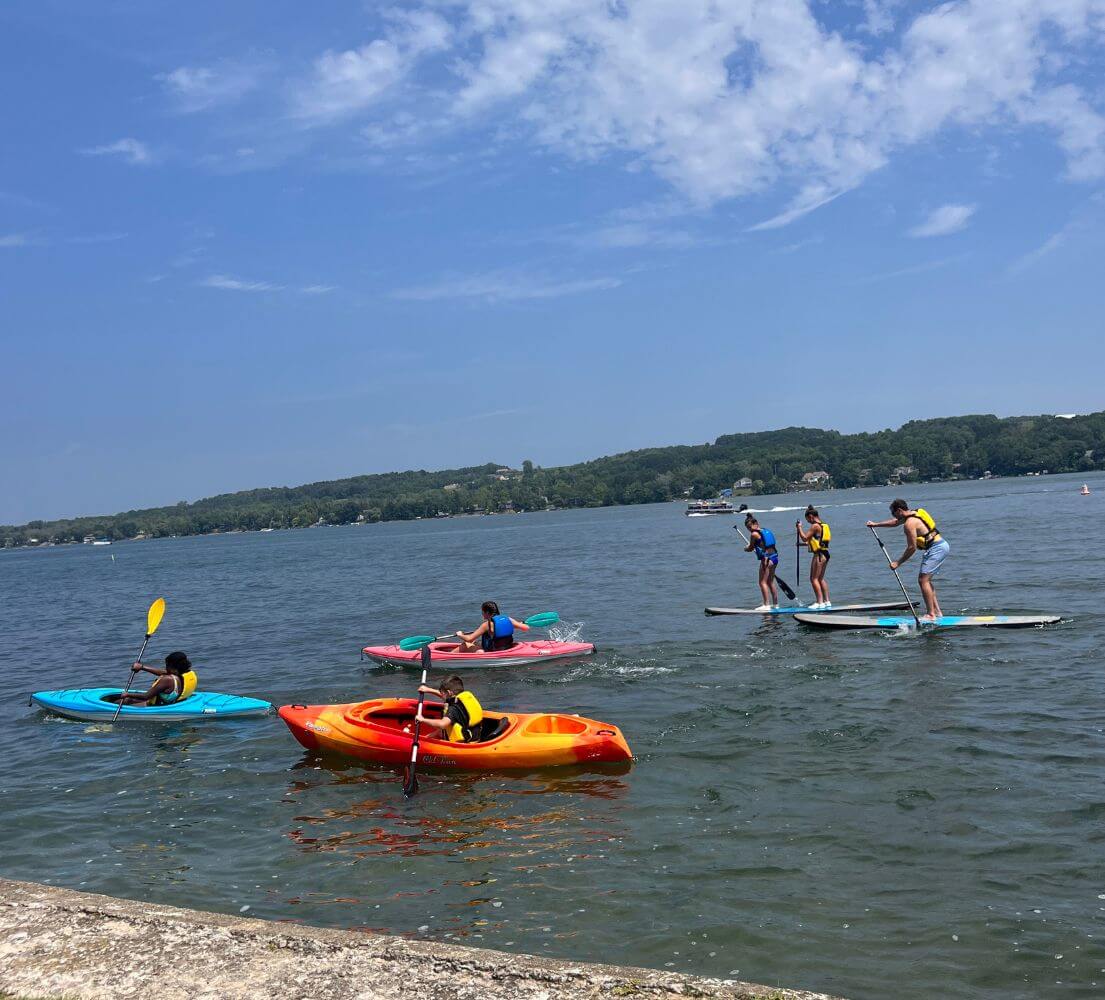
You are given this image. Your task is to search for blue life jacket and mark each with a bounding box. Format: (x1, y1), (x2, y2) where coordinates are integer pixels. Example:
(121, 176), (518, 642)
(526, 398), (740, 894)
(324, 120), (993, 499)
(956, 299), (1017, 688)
(481, 614), (516, 652)
(754, 528), (778, 560)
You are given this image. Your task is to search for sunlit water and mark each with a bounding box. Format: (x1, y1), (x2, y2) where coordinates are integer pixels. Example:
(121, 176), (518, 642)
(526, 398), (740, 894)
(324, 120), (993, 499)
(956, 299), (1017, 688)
(2, 474), (1104, 998)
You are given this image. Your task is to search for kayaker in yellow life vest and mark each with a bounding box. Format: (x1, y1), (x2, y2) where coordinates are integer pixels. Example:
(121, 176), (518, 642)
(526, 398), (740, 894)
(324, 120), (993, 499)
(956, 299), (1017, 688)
(795, 504), (831, 609)
(117, 651), (198, 707)
(416, 675), (487, 742)
(867, 499), (950, 621)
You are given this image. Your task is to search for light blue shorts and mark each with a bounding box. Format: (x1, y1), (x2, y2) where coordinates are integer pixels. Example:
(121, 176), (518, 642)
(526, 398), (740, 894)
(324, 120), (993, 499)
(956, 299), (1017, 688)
(920, 539), (950, 576)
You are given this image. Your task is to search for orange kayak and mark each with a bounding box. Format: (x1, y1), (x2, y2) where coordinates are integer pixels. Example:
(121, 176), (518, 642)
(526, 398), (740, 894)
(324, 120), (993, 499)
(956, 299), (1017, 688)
(278, 697), (632, 769)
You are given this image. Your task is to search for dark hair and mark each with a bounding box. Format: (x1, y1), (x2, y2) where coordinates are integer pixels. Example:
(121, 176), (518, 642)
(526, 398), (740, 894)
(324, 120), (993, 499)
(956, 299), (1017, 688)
(744, 513), (758, 526)
(890, 499), (909, 513)
(164, 651), (191, 674)
(805, 505), (818, 518)
(440, 675), (465, 696)
(481, 601), (500, 616)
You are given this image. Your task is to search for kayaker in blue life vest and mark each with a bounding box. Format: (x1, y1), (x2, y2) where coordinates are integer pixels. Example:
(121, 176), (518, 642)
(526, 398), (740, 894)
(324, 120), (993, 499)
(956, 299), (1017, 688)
(114, 651), (198, 706)
(416, 675), (489, 742)
(743, 514), (779, 611)
(454, 601), (530, 653)
(867, 499), (950, 622)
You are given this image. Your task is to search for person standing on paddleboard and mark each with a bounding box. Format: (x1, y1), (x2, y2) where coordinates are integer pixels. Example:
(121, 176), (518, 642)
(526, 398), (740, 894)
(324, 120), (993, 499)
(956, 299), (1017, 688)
(743, 513), (780, 611)
(796, 505), (831, 609)
(866, 499), (949, 621)
(454, 601), (530, 653)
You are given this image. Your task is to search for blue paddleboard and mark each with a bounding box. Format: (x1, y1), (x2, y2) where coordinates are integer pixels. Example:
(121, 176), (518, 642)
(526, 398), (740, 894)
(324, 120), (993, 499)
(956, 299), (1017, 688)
(30, 687), (272, 722)
(793, 613), (1061, 630)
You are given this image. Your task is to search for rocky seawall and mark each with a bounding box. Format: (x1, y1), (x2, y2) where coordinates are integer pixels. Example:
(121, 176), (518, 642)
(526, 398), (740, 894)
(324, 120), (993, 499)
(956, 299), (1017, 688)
(0, 878), (842, 1000)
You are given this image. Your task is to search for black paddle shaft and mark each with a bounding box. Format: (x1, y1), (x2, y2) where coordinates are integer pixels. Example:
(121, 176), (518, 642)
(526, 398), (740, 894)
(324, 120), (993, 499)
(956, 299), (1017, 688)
(403, 645), (432, 797)
(868, 525), (922, 626)
(733, 525), (797, 601)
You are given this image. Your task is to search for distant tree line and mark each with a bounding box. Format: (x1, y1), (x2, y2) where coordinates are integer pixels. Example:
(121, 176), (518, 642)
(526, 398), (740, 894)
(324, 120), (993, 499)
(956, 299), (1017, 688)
(4, 412), (1103, 548)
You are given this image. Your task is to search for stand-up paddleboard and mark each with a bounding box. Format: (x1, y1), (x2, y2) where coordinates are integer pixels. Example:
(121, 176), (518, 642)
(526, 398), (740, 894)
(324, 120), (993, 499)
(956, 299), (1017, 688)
(793, 613), (1062, 630)
(705, 601), (911, 617)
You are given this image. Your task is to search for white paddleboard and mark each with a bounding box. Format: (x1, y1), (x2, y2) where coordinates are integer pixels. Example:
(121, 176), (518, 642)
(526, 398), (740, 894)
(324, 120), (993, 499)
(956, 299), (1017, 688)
(704, 601), (911, 617)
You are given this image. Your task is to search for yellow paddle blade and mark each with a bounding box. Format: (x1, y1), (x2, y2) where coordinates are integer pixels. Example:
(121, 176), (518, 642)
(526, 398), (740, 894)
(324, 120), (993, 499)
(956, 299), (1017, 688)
(146, 598), (166, 637)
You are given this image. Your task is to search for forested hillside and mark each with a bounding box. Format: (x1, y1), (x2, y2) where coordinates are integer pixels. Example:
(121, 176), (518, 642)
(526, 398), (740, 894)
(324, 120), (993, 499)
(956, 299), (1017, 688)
(4, 411), (1102, 547)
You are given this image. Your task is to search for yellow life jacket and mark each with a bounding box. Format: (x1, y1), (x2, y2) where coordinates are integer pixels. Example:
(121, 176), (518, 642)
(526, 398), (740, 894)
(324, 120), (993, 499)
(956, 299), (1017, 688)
(158, 670), (197, 705)
(445, 690), (484, 743)
(808, 520), (830, 553)
(911, 508), (941, 550)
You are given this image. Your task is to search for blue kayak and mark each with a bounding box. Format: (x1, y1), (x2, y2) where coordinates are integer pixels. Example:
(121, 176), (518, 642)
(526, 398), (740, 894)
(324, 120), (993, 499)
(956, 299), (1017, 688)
(30, 687), (272, 722)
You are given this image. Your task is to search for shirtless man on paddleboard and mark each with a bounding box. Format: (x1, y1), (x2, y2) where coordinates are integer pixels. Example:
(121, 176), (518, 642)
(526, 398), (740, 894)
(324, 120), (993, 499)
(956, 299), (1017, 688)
(867, 499), (950, 621)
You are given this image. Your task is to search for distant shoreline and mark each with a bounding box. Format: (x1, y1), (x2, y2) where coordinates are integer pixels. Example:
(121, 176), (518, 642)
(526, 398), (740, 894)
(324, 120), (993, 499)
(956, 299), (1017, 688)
(4, 411), (1101, 548)
(3, 467), (1094, 553)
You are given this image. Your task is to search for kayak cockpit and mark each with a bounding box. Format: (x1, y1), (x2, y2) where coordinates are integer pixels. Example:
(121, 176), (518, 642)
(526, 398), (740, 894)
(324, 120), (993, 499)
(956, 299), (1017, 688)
(344, 700), (516, 745)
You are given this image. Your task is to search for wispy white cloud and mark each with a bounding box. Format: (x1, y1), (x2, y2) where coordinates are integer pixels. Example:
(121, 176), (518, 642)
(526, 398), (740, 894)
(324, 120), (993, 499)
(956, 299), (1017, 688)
(749, 186), (855, 231)
(774, 235), (825, 254)
(392, 269), (621, 302)
(292, 10), (451, 123)
(66, 232), (128, 245)
(0, 190), (55, 212)
(198, 274), (338, 294)
(0, 232), (30, 248)
(855, 254), (968, 284)
(1006, 193), (1104, 275)
(80, 138), (153, 166)
(577, 223), (702, 250)
(200, 274), (282, 292)
(159, 58), (266, 113)
(908, 203), (977, 238)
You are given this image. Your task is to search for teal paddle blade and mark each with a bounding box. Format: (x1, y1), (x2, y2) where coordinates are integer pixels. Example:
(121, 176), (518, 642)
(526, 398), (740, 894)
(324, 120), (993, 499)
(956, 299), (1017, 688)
(398, 635), (436, 652)
(524, 612), (560, 628)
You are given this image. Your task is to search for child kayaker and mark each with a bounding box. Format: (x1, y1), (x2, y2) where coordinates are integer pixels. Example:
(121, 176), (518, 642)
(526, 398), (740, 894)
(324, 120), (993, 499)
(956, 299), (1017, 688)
(416, 675), (489, 742)
(743, 514), (779, 611)
(867, 499), (950, 622)
(454, 601), (530, 653)
(796, 504), (831, 609)
(117, 651), (198, 706)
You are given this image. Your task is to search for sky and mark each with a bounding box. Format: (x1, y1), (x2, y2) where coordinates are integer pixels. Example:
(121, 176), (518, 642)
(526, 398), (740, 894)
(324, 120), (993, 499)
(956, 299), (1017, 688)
(2, 0), (1104, 524)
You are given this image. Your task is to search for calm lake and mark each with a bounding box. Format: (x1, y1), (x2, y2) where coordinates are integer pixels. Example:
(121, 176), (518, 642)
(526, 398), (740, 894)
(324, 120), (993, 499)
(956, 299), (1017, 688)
(2, 474), (1103, 999)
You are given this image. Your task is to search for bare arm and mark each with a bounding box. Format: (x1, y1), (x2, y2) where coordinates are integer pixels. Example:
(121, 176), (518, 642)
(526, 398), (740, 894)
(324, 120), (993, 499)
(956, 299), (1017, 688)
(893, 522), (918, 568)
(122, 675), (172, 705)
(415, 713), (451, 732)
(509, 617), (531, 631)
(131, 661), (167, 677)
(795, 522), (812, 543)
(866, 517), (901, 528)
(456, 621), (491, 643)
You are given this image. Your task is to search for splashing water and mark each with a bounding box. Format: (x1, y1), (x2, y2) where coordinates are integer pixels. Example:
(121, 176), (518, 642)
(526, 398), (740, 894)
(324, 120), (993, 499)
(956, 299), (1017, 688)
(547, 620), (586, 643)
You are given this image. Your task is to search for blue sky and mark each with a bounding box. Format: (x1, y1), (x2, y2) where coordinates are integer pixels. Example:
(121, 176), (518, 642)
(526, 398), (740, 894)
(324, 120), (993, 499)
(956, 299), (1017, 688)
(3, 0), (1104, 523)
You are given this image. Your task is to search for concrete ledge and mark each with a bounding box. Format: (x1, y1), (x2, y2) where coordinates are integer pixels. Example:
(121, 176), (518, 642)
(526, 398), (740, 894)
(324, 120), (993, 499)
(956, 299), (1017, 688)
(0, 878), (842, 1000)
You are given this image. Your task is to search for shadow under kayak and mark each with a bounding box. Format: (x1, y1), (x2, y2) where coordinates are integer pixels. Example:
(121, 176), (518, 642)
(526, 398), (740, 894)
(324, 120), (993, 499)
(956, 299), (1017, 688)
(792, 613), (1062, 630)
(361, 639), (595, 669)
(30, 687), (272, 722)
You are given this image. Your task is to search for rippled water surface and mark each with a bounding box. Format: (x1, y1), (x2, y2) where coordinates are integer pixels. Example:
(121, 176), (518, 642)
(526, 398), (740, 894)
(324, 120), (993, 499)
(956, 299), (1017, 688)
(3, 475), (1105, 998)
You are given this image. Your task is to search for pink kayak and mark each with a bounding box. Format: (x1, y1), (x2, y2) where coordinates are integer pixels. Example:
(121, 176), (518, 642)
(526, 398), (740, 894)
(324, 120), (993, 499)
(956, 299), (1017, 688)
(361, 639), (596, 669)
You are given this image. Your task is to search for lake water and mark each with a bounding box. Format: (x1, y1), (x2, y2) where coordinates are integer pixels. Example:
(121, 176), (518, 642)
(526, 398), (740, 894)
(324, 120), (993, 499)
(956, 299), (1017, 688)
(2, 474), (1103, 999)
